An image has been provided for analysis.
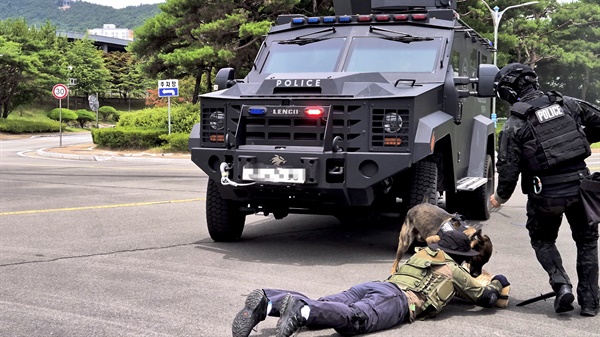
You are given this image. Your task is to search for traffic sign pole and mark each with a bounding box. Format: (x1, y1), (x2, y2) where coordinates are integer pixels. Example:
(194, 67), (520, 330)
(59, 98), (62, 147)
(158, 80), (179, 135)
(53, 84), (69, 147)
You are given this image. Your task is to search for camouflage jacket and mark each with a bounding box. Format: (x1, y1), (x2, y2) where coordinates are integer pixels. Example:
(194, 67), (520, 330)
(386, 247), (503, 320)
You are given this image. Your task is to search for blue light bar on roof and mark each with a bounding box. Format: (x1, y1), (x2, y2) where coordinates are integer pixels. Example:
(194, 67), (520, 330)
(292, 18), (305, 24)
(338, 16), (352, 23)
(307, 17), (320, 23)
(323, 16), (336, 23)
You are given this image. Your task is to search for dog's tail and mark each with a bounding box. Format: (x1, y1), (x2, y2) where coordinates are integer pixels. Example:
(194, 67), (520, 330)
(391, 220), (413, 274)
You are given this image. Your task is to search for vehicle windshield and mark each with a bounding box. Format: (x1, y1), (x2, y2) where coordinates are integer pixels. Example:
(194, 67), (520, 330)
(261, 38), (346, 73)
(344, 37), (441, 73)
(260, 36), (442, 74)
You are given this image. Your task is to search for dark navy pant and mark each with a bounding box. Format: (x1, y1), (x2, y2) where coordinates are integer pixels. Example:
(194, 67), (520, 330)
(264, 281), (409, 335)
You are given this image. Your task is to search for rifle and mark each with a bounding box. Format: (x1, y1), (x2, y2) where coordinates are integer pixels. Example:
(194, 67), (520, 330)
(516, 291), (556, 307)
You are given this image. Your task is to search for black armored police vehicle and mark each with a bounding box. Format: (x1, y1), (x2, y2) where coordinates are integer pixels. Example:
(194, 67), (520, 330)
(189, 0), (499, 241)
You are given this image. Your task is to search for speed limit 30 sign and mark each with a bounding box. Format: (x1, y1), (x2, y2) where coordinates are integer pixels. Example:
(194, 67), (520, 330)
(53, 84), (69, 100)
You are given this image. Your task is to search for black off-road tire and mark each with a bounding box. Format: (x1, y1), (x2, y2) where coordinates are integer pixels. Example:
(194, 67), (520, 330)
(206, 179), (246, 242)
(445, 154), (494, 220)
(408, 160), (438, 208)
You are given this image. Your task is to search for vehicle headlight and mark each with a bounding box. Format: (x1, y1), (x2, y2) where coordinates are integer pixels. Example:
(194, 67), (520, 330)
(209, 111), (225, 130)
(383, 113), (403, 133)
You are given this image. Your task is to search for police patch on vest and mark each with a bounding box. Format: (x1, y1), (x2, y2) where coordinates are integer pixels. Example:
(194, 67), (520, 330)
(534, 104), (564, 123)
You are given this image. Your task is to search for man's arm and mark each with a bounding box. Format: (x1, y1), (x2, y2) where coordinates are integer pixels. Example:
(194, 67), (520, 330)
(450, 263), (504, 307)
(566, 97), (600, 144)
(494, 118), (523, 204)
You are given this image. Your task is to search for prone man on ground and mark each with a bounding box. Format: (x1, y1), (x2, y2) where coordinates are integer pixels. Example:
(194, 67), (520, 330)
(232, 230), (510, 337)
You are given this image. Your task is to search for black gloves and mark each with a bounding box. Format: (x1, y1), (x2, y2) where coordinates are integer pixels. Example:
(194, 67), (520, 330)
(492, 274), (510, 288)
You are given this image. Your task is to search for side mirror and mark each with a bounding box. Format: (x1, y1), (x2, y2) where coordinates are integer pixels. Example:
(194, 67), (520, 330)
(477, 64), (499, 97)
(215, 68), (236, 91)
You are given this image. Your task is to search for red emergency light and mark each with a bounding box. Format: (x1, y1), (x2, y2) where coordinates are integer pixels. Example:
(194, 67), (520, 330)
(305, 107), (324, 117)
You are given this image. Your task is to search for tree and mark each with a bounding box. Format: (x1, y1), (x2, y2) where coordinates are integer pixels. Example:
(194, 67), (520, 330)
(48, 108), (78, 123)
(459, 0), (599, 108)
(130, 0), (299, 103)
(98, 105), (117, 121)
(64, 38), (111, 106)
(75, 109), (96, 128)
(0, 19), (64, 118)
(538, 0), (600, 103)
(103, 52), (148, 101)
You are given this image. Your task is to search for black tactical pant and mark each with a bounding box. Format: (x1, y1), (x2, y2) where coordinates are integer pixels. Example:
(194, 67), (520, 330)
(526, 193), (599, 309)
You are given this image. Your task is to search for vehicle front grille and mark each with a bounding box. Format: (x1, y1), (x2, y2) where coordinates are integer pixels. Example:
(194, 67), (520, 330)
(238, 103), (365, 152)
(200, 100), (411, 152)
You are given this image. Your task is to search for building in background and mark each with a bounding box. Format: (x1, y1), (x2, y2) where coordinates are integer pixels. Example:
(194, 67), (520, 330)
(59, 0), (77, 10)
(87, 24), (134, 41)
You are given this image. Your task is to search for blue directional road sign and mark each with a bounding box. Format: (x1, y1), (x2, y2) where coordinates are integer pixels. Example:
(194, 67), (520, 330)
(158, 79), (179, 97)
(158, 87), (179, 97)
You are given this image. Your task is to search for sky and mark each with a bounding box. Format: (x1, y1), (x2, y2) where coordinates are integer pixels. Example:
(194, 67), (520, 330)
(79, 0), (166, 9)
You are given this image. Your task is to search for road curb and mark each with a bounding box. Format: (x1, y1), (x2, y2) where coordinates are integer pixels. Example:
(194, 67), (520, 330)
(35, 148), (189, 163)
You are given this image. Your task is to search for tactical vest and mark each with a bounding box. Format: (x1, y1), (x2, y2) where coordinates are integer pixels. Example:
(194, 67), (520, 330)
(510, 91), (591, 173)
(387, 248), (456, 315)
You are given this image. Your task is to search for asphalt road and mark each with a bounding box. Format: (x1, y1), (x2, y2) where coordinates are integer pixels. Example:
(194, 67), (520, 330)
(1, 134), (599, 337)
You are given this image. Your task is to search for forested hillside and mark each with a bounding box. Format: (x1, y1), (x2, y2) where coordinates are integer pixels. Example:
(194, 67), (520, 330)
(0, 0), (160, 32)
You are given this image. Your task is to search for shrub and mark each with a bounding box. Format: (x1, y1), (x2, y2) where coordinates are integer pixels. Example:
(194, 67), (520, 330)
(92, 127), (166, 149)
(159, 132), (191, 152)
(0, 119), (60, 133)
(98, 106), (117, 121)
(118, 103), (199, 134)
(75, 109), (96, 128)
(47, 108), (78, 123)
(112, 110), (121, 122)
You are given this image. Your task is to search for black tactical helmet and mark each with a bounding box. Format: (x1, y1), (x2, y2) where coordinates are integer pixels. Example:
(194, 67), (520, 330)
(495, 63), (539, 104)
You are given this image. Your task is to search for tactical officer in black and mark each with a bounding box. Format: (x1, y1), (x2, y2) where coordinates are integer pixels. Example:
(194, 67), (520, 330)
(490, 63), (600, 316)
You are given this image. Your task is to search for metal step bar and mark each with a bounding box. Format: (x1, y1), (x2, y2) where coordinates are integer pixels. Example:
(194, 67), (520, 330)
(456, 177), (488, 191)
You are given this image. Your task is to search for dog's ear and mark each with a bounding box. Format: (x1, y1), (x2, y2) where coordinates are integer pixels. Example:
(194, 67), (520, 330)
(452, 213), (467, 222)
(425, 235), (441, 244)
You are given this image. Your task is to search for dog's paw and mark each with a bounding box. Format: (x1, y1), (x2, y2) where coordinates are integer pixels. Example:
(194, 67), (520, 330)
(425, 235), (440, 244)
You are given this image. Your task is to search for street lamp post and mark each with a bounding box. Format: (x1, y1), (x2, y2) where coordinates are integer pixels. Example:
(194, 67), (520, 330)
(480, 0), (538, 115)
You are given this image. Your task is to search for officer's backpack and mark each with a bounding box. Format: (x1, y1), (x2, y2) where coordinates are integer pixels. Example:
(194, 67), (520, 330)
(510, 91), (591, 172)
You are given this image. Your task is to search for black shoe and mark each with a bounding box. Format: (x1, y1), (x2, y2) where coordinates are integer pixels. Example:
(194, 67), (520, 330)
(554, 285), (575, 313)
(276, 294), (307, 337)
(232, 289), (269, 337)
(581, 307), (599, 317)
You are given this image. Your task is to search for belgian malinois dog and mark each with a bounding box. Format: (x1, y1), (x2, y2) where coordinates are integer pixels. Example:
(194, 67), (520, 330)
(391, 203), (493, 277)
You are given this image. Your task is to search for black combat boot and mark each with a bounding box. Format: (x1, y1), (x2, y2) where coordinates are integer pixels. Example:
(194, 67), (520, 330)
(275, 294), (307, 337)
(580, 307), (599, 317)
(232, 289), (269, 337)
(554, 284), (575, 313)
